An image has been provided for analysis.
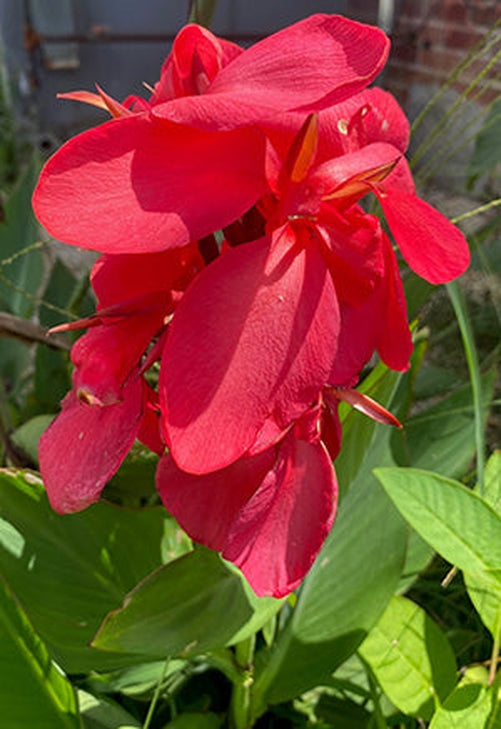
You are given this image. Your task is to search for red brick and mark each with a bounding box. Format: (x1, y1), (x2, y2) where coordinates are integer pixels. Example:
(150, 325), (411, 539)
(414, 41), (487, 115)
(433, 0), (468, 24)
(416, 44), (465, 72)
(391, 32), (419, 62)
(399, 0), (429, 18)
(445, 26), (486, 50)
(469, 5), (501, 26)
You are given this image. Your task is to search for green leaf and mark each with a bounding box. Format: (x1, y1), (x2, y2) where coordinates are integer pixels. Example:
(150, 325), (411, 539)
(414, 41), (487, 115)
(359, 595), (457, 720)
(463, 569), (501, 639)
(482, 450), (501, 512)
(313, 692), (371, 728)
(0, 574), (79, 728)
(92, 547), (281, 659)
(9, 414), (54, 465)
(0, 468), (189, 672)
(391, 372), (496, 480)
(78, 690), (141, 728)
(429, 666), (491, 728)
(374, 468), (501, 573)
(87, 659), (187, 698)
(251, 455), (408, 710)
(0, 156), (43, 318)
(103, 443), (160, 507)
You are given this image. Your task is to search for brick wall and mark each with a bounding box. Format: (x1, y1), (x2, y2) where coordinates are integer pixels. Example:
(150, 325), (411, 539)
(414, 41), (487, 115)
(385, 0), (501, 109)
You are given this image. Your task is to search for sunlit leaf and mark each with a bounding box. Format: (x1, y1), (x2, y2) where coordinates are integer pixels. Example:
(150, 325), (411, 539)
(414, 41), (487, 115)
(0, 574), (79, 728)
(359, 596), (457, 720)
(429, 666), (491, 728)
(78, 689), (141, 728)
(375, 467), (501, 573)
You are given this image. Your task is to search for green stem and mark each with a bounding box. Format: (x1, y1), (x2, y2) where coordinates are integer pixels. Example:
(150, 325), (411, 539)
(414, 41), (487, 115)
(446, 280), (485, 493)
(488, 610), (501, 686)
(142, 655), (171, 729)
(230, 635), (256, 729)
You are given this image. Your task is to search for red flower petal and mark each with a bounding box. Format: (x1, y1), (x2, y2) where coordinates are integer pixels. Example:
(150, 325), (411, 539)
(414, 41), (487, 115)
(376, 186), (470, 284)
(71, 303), (167, 405)
(33, 116), (266, 253)
(319, 87), (410, 158)
(156, 447), (276, 552)
(91, 245), (203, 308)
(157, 429), (337, 598)
(161, 225), (339, 474)
(375, 236), (413, 371)
(39, 374), (143, 513)
(153, 15), (389, 130)
(223, 433), (338, 597)
(151, 24), (243, 103)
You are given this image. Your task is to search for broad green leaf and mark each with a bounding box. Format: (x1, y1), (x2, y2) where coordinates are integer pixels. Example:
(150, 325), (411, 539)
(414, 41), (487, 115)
(87, 659), (187, 697)
(313, 692), (371, 728)
(251, 451), (408, 710)
(10, 414), (54, 465)
(78, 689), (140, 728)
(429, 666), (491, 728)
(0, 468), (190, 672)
(375, 468), (501, 573)
(359, 596), (457, 720)
(464, 569), (501, 639)
(103, 443), (160, 507)
(0, 574), (79, 728)
(398, 529), (434, 593)
(391, 372), (495, 480)
(92, 547), (281, 659)
(0, 155), (43, 317)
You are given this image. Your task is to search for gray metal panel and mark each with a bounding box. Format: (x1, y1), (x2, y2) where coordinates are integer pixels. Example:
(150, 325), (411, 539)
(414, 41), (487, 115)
(211, 0), (347, 34)
(0, 0), (369, 139)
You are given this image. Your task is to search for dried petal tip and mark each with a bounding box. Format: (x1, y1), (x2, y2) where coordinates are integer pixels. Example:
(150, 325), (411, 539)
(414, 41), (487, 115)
(327, 386), (402, 428)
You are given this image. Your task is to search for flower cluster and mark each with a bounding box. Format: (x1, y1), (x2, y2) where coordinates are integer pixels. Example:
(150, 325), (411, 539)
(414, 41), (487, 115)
(33, 15), (469, 597)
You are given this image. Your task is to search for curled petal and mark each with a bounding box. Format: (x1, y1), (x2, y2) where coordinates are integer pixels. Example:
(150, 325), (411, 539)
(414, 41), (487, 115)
(157, 431), (337, 597)
(156, 447), (276, 552)
(33, 116), (266, 253)
(312, 142), (401, 203)
(223, 434), (338, 597)
(326, 386), (402, 428)
(162, 225), (339, 474)
(39, 374), (143, 513)
(375, 186), (470, 284)
(151, 24), (243, 103)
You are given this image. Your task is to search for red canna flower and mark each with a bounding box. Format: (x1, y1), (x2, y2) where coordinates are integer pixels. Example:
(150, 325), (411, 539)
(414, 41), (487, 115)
(33, 15), (470, 597)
